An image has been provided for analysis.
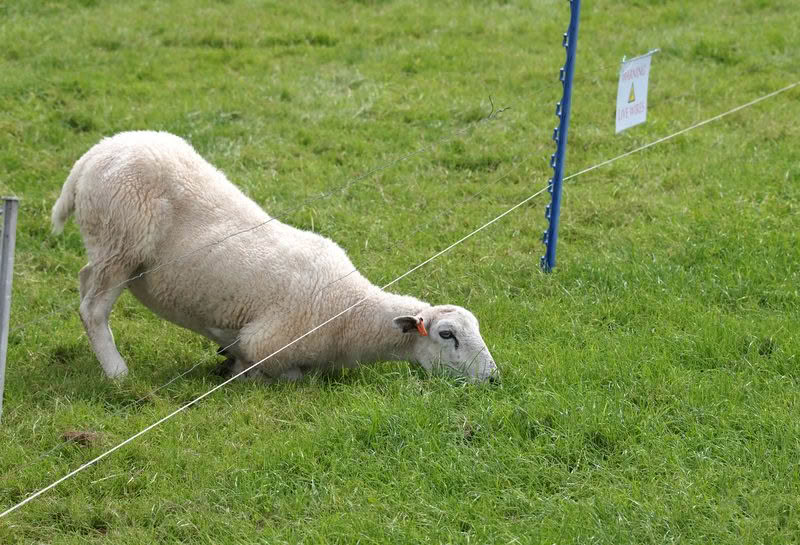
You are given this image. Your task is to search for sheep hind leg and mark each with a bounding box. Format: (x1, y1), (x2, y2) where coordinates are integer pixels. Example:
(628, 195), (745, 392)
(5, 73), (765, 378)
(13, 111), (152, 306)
(78, 262), (131, 379)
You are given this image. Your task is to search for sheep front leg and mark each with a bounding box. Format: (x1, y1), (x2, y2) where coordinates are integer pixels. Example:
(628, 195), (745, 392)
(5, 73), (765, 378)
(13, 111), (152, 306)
(224, 357), (303, 382)
(277, 367), (303, 381)
(79, 263), (130, 379)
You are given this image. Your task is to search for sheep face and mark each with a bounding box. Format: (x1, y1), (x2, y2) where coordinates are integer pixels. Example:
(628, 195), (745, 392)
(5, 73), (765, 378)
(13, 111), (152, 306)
(393, 305), (498, 383)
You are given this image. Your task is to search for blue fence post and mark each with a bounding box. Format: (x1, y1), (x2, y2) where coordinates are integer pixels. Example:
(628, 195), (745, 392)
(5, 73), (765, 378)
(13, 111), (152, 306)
(541, 0), (581, 272)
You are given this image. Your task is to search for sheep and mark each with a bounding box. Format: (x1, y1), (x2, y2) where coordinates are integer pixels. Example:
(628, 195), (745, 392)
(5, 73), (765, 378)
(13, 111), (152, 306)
(51, 131), (499, 383)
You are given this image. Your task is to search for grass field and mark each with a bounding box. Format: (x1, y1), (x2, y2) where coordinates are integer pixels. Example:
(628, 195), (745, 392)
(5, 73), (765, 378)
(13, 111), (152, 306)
(1, 0), (799, 542)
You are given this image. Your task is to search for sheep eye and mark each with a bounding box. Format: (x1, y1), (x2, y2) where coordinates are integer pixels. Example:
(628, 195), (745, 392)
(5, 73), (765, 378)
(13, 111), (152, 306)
(439, 330), (459, 349)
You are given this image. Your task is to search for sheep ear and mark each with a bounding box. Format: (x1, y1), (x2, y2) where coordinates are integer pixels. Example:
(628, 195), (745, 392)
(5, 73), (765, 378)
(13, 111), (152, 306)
(393, 316), (418, 333)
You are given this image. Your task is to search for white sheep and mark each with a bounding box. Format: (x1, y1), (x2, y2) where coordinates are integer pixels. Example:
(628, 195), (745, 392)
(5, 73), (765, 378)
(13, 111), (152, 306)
(51, 131), (499, 383)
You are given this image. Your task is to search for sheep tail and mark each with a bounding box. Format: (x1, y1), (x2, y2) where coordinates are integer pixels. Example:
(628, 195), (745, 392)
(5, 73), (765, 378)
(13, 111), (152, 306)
(51, 158), (82, 235)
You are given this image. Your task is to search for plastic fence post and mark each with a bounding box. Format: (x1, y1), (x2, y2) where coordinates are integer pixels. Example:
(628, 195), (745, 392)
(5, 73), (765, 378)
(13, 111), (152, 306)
(0, 197), (19, 424)
(541, 0), (581, 272)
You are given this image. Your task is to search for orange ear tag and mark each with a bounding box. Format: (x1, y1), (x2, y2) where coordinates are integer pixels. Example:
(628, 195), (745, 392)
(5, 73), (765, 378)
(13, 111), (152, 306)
(416, 318), (428, 336)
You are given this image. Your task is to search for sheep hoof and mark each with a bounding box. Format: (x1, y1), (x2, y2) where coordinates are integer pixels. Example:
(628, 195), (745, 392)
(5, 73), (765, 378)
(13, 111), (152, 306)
(103, 361), (129, 380)
(213, 355), (237, 378)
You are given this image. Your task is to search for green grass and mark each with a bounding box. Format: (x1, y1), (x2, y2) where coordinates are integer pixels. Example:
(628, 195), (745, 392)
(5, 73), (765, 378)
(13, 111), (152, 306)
(1, 0), (799, 542)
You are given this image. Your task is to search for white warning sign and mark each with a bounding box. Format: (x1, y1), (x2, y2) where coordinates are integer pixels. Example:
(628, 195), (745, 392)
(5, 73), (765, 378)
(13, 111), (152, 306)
(616, 50), (657, 133)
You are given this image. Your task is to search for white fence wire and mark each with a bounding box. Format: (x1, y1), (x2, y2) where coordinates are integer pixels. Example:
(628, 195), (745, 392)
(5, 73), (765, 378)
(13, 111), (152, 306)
(2, 78), (797, 518)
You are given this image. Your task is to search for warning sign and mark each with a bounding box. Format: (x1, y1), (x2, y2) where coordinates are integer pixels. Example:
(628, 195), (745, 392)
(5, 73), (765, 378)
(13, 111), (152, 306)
(616, 50), (657, 133)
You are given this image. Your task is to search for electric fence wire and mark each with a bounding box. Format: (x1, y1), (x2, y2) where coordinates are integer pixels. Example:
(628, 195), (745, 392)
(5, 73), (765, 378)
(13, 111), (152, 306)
(4, 64), (796, 488)
(1, 79), (797, 519)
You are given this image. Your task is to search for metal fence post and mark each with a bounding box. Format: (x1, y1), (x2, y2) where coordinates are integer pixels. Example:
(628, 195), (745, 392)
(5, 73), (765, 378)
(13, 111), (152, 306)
(541, 0), (581, 272)
(0, 197), (19, 424)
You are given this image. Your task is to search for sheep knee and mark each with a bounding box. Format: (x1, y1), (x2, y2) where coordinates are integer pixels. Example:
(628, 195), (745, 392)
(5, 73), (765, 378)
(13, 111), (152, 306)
(228, 358), (260, 380)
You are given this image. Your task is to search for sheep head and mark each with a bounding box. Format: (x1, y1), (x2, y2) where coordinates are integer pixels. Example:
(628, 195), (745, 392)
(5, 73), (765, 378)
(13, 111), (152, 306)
(393, 305), (498, 383)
